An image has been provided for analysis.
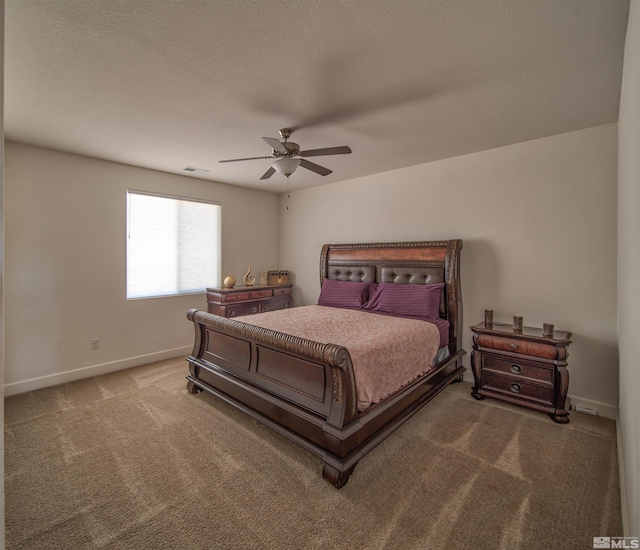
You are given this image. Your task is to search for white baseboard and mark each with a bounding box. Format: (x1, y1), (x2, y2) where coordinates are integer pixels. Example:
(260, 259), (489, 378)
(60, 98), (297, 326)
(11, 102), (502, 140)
(3, 346), (192, 396)
(461, 372), (618, 420)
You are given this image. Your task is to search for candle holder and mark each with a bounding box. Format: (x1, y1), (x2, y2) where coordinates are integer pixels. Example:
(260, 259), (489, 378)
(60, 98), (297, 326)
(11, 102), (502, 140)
(513, 316), (523, 332)
(484, 309), (494, 327)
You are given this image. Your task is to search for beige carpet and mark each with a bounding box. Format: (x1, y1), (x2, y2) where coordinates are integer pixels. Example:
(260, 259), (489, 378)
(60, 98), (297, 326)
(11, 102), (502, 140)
(5, 357), (621, 549)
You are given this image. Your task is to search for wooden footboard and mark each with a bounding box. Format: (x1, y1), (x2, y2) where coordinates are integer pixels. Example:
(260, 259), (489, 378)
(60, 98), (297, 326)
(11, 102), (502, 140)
(187, 308), (359, 435)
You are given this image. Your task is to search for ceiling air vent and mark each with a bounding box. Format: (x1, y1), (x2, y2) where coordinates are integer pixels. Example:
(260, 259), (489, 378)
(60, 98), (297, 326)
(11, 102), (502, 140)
(183, 166), (210, 175)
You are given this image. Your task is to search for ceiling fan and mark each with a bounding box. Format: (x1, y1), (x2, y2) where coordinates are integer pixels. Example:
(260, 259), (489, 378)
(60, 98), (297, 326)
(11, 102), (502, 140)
(219, 128), (352, 180)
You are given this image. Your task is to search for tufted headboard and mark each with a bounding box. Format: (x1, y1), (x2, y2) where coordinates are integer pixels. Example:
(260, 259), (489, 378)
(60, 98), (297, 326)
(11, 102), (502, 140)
(319, 240), (463, 354)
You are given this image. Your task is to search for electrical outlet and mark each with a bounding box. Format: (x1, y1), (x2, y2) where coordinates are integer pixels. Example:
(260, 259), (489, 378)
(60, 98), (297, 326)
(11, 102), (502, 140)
(90, 338), (100, 351)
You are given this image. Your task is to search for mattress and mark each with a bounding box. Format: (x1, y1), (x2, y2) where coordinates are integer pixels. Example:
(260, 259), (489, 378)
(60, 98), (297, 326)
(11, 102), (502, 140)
(238, 305), (443, 411)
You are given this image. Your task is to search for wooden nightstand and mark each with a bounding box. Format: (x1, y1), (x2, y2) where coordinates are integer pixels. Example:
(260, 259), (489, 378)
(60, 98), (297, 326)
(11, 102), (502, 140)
(470, 321), (572, 423)
(206, 284), (293, 318)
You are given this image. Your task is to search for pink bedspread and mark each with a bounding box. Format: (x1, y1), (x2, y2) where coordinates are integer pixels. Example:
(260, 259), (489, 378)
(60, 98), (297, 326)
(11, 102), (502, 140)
(238, 305), (441, 412)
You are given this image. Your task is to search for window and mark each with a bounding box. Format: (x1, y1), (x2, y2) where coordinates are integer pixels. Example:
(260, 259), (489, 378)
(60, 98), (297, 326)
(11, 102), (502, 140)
(127, 191), (221, 299)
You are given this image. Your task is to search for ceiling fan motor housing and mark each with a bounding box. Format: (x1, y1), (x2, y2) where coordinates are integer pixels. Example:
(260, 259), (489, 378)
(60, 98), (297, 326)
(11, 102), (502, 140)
(281, 142), (299, 156)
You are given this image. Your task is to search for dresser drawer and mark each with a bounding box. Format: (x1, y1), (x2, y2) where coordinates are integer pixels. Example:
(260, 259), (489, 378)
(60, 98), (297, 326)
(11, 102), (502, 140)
(207, 284), (294, 319)
(261, 296), (292, 313)
(477, 334), (558, 359)
(274, 287), (292, 296)
(482, 354), (553, 384)
(224, 292), (251, 303)
(249, 289), (273, 299)
(482, 371), (554, 406)
(226, 302), (261, 317)
(221, 288), (273, 302)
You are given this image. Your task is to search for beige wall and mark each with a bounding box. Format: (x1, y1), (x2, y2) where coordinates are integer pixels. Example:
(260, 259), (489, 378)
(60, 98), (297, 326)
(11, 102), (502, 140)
(3, 142), (280, 392)
(618, 0), (639, 537)
(279, 124), (619, 417)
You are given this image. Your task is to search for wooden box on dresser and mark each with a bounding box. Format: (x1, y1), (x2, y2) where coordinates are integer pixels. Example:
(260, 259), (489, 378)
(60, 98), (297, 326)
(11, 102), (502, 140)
(470, 321), (572, 423)
(206, 284), (293, 318)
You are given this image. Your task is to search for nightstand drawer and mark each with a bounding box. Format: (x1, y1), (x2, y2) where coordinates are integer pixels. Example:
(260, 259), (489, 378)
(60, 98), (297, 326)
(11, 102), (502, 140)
(482, 355), (553, 384)
(477, 334), (558, 359)
(482, 371), (554, 406)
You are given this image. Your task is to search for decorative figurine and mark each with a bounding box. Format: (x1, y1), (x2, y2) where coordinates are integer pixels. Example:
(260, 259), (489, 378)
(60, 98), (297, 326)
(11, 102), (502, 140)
(223, 276), (236, 289)
(243, 265), (255, 286)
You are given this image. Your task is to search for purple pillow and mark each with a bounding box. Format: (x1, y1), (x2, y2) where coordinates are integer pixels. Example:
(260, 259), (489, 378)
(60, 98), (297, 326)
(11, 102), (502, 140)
(363, 282), (444, 318)
(318, 279), (371, 308)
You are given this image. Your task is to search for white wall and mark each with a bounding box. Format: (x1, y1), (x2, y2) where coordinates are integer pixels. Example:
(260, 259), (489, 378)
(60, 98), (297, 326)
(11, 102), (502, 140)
(3, 143), (280, 393)
(279, 124), (619, 417)
(617, 0), (640, 537)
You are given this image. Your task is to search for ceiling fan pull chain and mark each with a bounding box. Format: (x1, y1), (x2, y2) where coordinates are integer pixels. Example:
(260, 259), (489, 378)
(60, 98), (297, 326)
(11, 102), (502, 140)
(286, 175), (290, 211)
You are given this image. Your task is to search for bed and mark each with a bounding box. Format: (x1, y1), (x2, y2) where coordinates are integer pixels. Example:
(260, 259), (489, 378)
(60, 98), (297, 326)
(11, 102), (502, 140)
(186, 240), (465, 488)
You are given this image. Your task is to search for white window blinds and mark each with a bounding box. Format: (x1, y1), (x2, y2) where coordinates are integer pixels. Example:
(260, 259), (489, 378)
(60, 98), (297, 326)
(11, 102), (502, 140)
(127, 191), (221, 299)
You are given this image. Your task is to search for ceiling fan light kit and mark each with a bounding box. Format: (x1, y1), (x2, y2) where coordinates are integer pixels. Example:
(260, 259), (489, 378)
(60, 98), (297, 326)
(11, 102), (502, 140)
(272, 157), (301, 176)
(219, 128), (352, 180)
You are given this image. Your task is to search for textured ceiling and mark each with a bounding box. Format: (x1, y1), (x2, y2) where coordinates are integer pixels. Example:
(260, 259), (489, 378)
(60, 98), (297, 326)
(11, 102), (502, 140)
(4, 0), (630, 193)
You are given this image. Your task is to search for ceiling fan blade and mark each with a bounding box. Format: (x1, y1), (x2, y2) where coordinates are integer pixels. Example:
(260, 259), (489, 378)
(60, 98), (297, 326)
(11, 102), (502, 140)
(299, 146), (352, 158)
(300, 159), (332, 176)
(219, 155), (271, 163)
(259, 167), (276, 180)
(262, 137), (288, 155)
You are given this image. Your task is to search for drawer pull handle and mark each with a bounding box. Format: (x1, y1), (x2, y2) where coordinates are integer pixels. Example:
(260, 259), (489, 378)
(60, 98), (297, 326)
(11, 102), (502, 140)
(510, 364), (522, 374)
(229, 309), (236, 317)
(510, 382), (522, 394)
(510, 343), (518, 350)
(253, 305), (260, 313)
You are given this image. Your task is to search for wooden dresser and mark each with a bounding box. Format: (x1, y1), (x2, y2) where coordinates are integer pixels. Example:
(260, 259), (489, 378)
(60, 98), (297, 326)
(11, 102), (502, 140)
(206, 284), (293, 318)
(470, 321), (572, 423)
